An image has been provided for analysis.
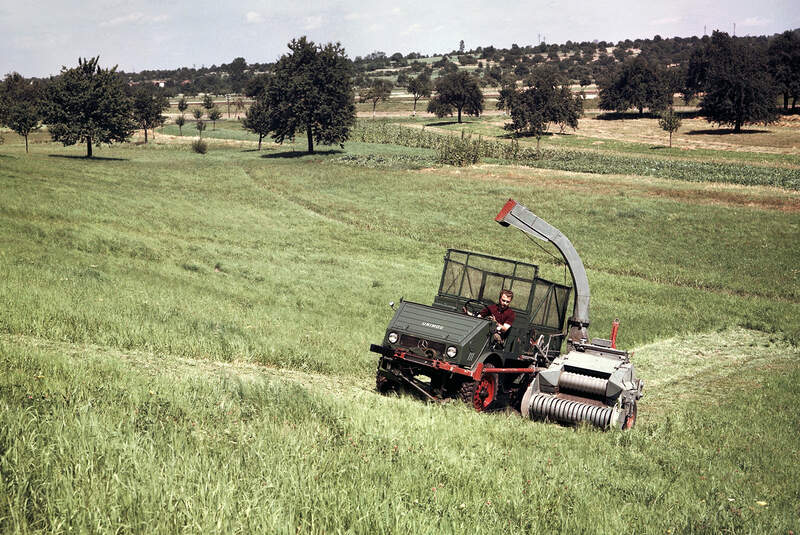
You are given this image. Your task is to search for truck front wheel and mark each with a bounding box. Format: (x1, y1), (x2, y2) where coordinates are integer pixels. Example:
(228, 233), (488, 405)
(459, 373), (498, 412)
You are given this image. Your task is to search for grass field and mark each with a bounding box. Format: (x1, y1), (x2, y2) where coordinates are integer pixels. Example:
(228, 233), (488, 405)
(1, 114), (799, 533)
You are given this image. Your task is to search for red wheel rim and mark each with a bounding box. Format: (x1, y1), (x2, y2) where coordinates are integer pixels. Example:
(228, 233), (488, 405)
(473, 374), (496, 411)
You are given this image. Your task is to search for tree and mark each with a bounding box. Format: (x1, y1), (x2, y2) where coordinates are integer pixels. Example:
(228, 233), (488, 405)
(233, 96), (246, 119)
(263, 36), (356, 153)
(131, 85), (169, 143)
(359, 79), (393, 119)
(504, 68), (583, 153)
(43, 56), (135, 157)
(177, 96), (188, 114)
(658, 108), (681, 147)
(208, 107), (222, 129)
(195, 119), (206, 138)
(175, 114), (186, 136)
(768, 30), (800, 110)
(202, 94), (214, 112)
(192, 108), (204, 120)
(693, 32), (778, 132)
(406, 72), (432, 116)
(598, 56), (671, 115)
(0, 72), (42, 153)
(242, 98), (270, 150)
(427, 71), (483, 123)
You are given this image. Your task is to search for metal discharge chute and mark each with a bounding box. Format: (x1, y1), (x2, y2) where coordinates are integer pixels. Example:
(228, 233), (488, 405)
(496, 199), (644, 429)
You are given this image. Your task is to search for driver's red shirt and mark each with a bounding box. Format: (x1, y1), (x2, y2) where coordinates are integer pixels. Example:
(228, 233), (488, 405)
(479, 304), (515, 326)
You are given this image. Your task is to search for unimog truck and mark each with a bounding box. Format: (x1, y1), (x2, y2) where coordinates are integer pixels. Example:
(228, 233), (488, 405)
(370, 199), (643, 429)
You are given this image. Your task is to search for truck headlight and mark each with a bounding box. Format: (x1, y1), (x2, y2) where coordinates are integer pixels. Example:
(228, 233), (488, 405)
(446, 346), (457, 358)
(388, 332), (399, 344)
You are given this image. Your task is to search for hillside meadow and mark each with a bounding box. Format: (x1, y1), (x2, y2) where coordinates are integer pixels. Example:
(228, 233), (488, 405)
(1, 119), (799, 533)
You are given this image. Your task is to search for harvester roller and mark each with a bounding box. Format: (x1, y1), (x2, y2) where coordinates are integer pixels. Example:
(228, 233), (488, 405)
(558, 371), (608, 397)
(527, 393), (616, 429)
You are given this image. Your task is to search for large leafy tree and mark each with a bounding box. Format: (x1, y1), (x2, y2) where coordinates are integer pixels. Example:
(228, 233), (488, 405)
(263, 36), (356, 153)
(691, 31), (778, 132)
(598, 56), (672, 115)
(427, 71), (483, 123)
(131, 85), (169, 143)
(406, 72), (432, 116)
(768, 30), (800, 110)
(44, 57), (135, 157)
(359, 78), (393, 119)
(504, 67), (583, 153)
(241, 99), (270, 150)
(0, 72), (43, 153)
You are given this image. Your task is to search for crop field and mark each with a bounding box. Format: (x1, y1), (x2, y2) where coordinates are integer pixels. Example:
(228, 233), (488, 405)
(1, 115), (799, 533)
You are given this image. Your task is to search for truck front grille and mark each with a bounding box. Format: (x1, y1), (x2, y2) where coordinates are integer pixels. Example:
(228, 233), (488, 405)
(398, 335), (447, 358)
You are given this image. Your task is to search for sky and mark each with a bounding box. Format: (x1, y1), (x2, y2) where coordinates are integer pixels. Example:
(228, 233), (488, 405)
(1, 0), (798, 78)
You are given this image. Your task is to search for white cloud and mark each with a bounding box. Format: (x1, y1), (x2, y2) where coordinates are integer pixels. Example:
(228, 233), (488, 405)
(245, 11), (264, 24)
(99, 12), (169, 27)
(740, 16), (770, 27)
(344, 12), (364, 21)
(401, 23), (423, 36)
(367, 23), (383, 33)
(303, 15), (323, 30)
(650, 16), (681, 25)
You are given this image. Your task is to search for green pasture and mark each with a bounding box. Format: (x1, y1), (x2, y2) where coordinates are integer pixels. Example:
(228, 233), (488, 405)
(1, 130), (799, 532)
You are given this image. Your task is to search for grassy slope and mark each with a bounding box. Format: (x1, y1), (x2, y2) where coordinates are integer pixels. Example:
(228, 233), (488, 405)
(1, 136), (799, 533)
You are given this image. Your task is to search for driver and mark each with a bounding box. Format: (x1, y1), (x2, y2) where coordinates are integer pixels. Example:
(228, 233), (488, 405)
(464, 290), (515, 344)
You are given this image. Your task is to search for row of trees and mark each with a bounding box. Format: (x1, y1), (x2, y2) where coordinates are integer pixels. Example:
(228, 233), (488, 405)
(597, 31), (796, 132)
(0, 57), (174, 156)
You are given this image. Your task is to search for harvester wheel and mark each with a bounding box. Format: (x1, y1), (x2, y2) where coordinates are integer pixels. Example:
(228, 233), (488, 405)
(459, 372), (498, 412)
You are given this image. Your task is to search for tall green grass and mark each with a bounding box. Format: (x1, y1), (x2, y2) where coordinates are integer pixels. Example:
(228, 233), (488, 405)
(1, 138), (799, 533)
(2, 330), (798, 534)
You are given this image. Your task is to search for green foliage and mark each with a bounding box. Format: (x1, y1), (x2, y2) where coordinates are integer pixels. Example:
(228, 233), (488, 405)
(658, 108), (682, 147)
(174, 114), (186, 135)
(427, 71), (483, 123)
(43, 56), (136, 157)
(264, 36), (356, 153)
(177, 96), (188, 113)
(406, 74), (432, 105)
(131, 85), (169, 143)
(192, 107), (203, 120)
(351, 121), (800, 188)
(598, 56), (673, 114)
(202, 94), (214, 111)
(191, 138), (207, 154)
(505, 67), (584, 152)
(241, 99), (270, 150)
(359, 78), (393, 118)
(434, 134), (483, 166)
(0, 72), (42, 153)
(768, 30), (800, 110)
(693, 32), (779, 132)
(208, 107), (222, 129)
(195, 119), (206, 138)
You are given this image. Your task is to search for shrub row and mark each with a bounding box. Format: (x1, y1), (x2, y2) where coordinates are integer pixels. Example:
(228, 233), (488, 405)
(351, 121), (800, 190)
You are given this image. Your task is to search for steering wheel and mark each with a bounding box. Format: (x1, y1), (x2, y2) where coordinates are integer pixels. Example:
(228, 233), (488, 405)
(463, 299), (490, 318)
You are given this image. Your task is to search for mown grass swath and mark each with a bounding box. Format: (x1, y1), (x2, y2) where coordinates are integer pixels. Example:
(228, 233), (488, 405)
(1, 126), (798, 533)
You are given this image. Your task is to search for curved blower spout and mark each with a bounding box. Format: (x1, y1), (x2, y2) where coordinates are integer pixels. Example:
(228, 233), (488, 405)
(495, 199), (590, 350)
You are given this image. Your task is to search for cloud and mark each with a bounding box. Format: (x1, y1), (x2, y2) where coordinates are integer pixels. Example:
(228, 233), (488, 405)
(344, 12), (365, 21)
(740, 16), (770, 27)
(401, 23), (423, 36)
(303, 15), (323, 30)
(99, 12), (169, 27)
(245, 11), (264, 24)
(650, 16), (681, 25)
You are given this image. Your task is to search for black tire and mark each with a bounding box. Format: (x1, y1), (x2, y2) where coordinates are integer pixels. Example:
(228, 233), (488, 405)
(376, 371), (394, 394)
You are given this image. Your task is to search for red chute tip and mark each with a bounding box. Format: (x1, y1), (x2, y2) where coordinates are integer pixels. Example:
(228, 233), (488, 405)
(495, 199), (517, 223)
